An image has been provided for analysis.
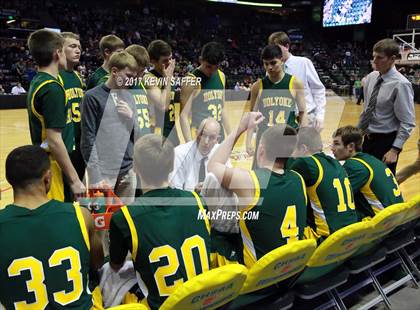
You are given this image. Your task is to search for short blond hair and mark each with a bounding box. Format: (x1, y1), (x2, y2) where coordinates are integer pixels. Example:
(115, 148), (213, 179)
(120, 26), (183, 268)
(108, 51), (138, 72)
(125, 44), (149, 68)
(134, 134), (174, 186)
(61, 32), (80, 40)
(268, 32), (291, 47)
(99, 34), (125, 58)
(373, 39), (399, 58)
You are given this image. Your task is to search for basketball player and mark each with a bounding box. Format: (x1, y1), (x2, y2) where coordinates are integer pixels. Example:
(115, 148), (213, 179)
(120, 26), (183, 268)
(180, 42), (232, 142)
(287, 127), (358, 241)
(109, 134), (211, 309)
(58, 32), (86, 181)
(26, 29), (84, 202)
(332, 126), (404, 219)
(0, 145), (103, 309)
(86, 34), (125, 90)
(207, 112), (308, 268)
(246, 45), (307, 162)
(143, 40), (179, 146)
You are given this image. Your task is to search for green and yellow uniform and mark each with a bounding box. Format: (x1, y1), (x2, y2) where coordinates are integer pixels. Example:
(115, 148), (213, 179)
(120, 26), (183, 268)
(256, 73), (299, 134)
(86, 66), (108, 90)
(27, 72), (74, 202)
(144, 69), (179, 146)
(132, 82), (152, 137)
(287, 152), (358, 239)
(188, 68), (225, 139)
(343, 152), (403, 219)
(109, 188), (211, 310)
(0, 200), (93, 309)
(240, 168), (307, 268)
(58, 70), (85, 180)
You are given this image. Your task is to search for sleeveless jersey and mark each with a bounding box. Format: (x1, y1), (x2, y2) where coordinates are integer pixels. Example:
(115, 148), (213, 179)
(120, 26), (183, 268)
(240, 168), (307, 268)
(343, 152), (403, 218)
(110, 188), (211, 309)
(0, 200), (92, 309)
(132, 82), (152, 137)
(86, 66), (107, 90)
(287, 152), (358, 238)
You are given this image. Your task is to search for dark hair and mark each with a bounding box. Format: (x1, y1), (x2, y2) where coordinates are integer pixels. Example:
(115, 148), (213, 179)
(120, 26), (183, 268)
(134, 134), (174, 186)
(28, 29), (64, 67)
(268, 31), (291, 47)
(261, 45), (283, 61)
(6, 145), (50, 189)
(297, 127), (323, 153)
(261, 125), (297, 164)
(147, 40), (172, 61)
(201, 42), (224, 65)
(333, 126), (363, 152)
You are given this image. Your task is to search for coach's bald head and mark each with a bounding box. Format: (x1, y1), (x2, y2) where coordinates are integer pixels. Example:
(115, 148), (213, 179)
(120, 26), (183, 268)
(196, 118), (221, 156)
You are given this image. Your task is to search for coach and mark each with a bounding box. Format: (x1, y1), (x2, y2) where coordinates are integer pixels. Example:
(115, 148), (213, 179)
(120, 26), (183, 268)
(358, 39), (416, 174)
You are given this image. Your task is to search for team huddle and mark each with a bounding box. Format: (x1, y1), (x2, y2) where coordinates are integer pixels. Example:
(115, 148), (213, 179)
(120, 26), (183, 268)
(0, 28), (414, 309)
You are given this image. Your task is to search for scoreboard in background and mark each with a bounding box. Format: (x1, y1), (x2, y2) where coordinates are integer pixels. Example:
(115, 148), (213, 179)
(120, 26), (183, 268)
(407, 14), (420, 30)
(322, 0), (372, 27)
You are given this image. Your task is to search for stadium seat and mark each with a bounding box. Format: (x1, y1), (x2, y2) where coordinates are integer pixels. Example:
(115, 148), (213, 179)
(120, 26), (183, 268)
(293, 221), (371, 309)
(226, 239), (317, 309)
(106, 305), (148, 310)
(159, 264), (248, 310)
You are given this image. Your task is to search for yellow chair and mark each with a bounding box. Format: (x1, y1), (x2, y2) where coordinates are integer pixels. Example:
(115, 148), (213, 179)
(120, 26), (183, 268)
(239, 239), (317, 295)
(106, 305), (148, 310)
(294, 221), (372, 309)
(159, 264), (247, 310)
(400, 195), (420, 225)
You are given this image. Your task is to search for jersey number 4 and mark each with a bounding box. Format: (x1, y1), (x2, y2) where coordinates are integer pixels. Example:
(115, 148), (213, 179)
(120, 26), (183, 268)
(149, 235), (209, 297)
(7, 246), (83, 309)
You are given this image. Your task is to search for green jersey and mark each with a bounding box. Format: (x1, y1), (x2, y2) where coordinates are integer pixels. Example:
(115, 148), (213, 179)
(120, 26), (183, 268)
(132, 82), (152, 137)
(288, 152), (358, 238)
(145, 69), (177, 144)
(109, 188), (211, 310)
(240, 168), (307, 268)
(27, 72), (74, 153)
(0, 200), (92, 309)
(343, 152), (404, 219)
(256, 73), (299, 137)
(86, 66), (108, 90)
(189, 68), (225, 128)
(58, 70), (85, 149)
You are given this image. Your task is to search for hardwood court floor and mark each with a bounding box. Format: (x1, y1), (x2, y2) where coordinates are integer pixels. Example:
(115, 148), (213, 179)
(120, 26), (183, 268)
(1, 98), (419, 207)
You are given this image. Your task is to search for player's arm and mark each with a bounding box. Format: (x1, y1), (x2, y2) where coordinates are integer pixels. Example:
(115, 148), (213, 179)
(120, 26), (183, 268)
(343, 160), (370, 192)
(180, 81), (197, 142)
(292, 77), (308, 127)
(81, 207), (104, 270)
(208, 112), (264, 209)
(109, 210), (130, 271)
(245, 80), (261, 156)
(220, 72), (232, 135)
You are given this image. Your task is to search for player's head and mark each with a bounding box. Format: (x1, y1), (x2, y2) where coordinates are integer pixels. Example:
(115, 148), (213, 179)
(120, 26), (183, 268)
(99, 35), (125, 61)
(268, 31), (290, 60)
(125, 44), (150, 77)
(148, 40), (172, 72)
(134, 134), (174, 187)
(61, 32), (81, 67)
(332, 126), (363, 161)
(295, 127), (323, 156)
(261, 45), (283, 77)
(258, 125), (297, 168)
(6, 145), (51, 194)
(372, 39), (399, 74)
(108, 51), (138, 89)
(28, 29), (66, 69)
(199, 42), (224, 77)
(196, 118), (221, 156)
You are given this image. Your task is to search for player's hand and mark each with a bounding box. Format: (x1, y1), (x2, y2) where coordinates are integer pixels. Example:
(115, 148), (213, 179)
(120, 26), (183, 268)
(194, 182), (203, 194)
(238, 112), (264, 133)
(117, 100), (133, 120)
(164, 59), (176, 78)
(382, 148), (398, 165)
(90, 180), (111, 191)
(313, 118), (323, 132)
(70, 179), (86, 197)
(246, 143), (255, 156)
